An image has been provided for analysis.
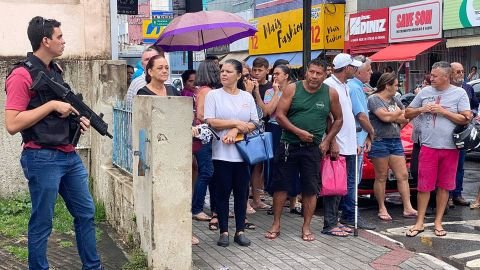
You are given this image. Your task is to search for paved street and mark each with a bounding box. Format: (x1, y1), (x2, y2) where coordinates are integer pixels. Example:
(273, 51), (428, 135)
(358, 159), (480, 270)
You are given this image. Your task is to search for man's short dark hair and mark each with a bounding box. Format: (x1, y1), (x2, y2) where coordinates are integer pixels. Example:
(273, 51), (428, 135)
(252, 57), (269, 69)
(181, 69), (196, 84)
(307, 58), (327, 72)
(28, 16), (61, 52)
(127, 65), (134, 70)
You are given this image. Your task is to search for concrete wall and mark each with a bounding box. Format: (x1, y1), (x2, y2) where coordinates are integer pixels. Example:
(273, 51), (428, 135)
(132, 96), (192, 270)
(0, 0), (111, 59)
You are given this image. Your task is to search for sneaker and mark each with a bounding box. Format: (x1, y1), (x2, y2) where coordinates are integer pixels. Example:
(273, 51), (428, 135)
(217, 233), (229, 247)
(452, 197), (470, 206)
(234, 233), (251, 246)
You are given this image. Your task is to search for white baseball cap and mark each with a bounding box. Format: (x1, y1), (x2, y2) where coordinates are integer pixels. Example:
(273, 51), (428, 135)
(332, 53), (362, 69)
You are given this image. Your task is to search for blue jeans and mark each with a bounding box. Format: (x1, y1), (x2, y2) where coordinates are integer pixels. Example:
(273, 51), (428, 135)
(451, 150), (466, 198)
(20, 149), (102, 270)
(340, 155), (357, 223)
(192, 143), (214, 215)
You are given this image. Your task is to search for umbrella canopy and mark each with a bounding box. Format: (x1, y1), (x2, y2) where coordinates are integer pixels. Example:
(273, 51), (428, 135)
(155, 10), (257, 52)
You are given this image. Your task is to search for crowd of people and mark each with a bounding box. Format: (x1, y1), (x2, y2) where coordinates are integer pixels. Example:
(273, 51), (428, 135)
(123, 45), (480, 247)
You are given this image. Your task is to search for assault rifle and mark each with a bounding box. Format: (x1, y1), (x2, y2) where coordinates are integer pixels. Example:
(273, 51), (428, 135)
(31, 71), (113, 145)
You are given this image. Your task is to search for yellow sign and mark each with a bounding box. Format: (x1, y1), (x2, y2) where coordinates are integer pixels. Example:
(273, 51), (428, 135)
(249, 4), (344, 55)
(142, 19), (166, 43)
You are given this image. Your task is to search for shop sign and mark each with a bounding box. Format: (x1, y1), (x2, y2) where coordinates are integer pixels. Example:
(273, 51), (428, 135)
(248, 4), (344, 55)
(142, 19), (166, 44)
(118, 0), (138, 15)
(349, 8), (389, 47)
(152, 11), (174, 26)
(389, 0), (442, 43)
(444, 0), (480, 30)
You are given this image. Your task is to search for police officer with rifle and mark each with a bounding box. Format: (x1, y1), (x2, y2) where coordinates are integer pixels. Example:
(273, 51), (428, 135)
(4, 16), (105, 270)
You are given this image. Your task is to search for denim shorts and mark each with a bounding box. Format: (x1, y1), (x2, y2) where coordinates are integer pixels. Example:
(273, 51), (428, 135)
(369, 138), (404, 158)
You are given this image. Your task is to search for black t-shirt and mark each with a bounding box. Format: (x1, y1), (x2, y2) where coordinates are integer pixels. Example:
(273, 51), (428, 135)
(137, 85), (180, 96)
(258, 81), (273, 100)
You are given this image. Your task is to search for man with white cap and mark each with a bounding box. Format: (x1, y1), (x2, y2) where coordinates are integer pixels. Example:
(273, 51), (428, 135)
(322, 53), (376, 236)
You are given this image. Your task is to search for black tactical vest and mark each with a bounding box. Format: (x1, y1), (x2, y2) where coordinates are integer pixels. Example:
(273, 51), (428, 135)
(7, 53), (73, 146)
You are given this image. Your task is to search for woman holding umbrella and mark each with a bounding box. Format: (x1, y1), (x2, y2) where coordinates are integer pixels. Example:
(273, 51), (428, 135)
(204, 59), (259, 247)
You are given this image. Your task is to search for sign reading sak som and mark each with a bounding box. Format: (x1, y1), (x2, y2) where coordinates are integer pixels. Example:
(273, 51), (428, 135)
(444, 0), (480, 30)
(248, 4), (344, 55)
(389, 0), (442, 43)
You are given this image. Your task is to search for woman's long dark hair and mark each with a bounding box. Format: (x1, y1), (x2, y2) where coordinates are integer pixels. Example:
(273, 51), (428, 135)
(273, 64), (290, 83)
(195, 59), (221, 89)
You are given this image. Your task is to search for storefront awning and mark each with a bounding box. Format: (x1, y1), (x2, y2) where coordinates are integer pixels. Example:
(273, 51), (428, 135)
(369, 40), (442, 62)
(446, 36), (480, 48)
(349, 44), (388, 56)
(219, 51), (250, 64)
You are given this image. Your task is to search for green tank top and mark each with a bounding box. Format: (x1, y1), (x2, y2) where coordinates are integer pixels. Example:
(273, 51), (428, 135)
(281, 81), (330, 144)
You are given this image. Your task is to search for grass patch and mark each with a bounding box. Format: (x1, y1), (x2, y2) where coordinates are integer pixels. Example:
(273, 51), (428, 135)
(58, 240), (74, 248)
(4, 245), (28, 261)
(53, 197), (74, 234)
(122, 249), (149, 270)
(0, 196), (31, 238)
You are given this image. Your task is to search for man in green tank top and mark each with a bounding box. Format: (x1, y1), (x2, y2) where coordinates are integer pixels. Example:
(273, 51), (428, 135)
(265, 59), (343, 241)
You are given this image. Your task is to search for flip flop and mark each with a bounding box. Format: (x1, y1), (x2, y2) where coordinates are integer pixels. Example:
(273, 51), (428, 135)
(402, 212), (418, 219)
(322, 229), (349, 237)
(338, 224), (353, 234)
(434, 229), (447, 237)
(406, 228), (424, 237)
(301, 232), (316, 241)
(265, 231), (280, 240)
(378, 213), (393, 221)
(193, 212), (211, 221)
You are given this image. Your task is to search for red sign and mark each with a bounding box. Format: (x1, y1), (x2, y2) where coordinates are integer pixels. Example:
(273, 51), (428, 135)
(349, 8), (389, 47)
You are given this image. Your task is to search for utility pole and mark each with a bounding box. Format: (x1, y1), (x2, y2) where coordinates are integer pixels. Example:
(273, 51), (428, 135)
(185, 0), (203, 69)
(303, 0), (312, 69)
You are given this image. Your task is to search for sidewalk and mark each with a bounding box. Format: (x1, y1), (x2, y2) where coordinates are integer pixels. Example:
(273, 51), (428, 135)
(193, 208), (457, 270)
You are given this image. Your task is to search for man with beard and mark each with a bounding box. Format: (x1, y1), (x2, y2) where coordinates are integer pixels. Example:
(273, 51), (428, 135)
(448, 62), (479, 207)
(265, 59), (343, 241)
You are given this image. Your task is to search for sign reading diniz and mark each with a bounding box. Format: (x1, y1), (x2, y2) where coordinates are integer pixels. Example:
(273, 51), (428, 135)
(349, 8), (389, 46)
(389, 0), (442, 43)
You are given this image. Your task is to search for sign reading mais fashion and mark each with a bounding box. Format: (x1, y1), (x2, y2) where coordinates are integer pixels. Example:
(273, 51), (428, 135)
(248, 4), (344, 55)
(444, 0), (480, 30)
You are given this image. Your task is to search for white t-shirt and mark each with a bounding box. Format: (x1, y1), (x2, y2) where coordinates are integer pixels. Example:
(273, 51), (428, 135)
(324, 75), (357, 155)
(204, 88), (259, 162)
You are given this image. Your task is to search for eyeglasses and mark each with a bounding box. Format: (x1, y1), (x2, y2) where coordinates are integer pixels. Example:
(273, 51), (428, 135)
(41, 18), (54, 39)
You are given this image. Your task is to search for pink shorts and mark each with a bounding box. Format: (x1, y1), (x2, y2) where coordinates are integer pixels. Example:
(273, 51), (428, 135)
(417, 146), (459, 192)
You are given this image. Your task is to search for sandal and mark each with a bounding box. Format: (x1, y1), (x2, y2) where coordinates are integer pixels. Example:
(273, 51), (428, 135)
(208, 216), (219, 231)
(301, 232), (316, 241)
(378, 213), (393, 221)
(322, 228), (349, 237)
(193, 212), (211, 221)
(405, 228), (424, 237)
(434, 229), (447, 237)
(470, 202), (480, 209)
(338, 224), (353, 234)
(265, 231), (281, 240)
(245, 222), (256, 230)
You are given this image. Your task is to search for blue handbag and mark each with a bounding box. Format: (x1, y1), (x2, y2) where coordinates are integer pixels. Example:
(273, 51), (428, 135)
(235, 123), (274, 165)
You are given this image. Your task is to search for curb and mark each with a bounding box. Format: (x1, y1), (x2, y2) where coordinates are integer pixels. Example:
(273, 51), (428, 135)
(368, 230), (405, 248)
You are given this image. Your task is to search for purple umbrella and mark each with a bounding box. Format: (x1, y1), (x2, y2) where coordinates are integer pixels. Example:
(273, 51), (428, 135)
(155, 10), (257, 52)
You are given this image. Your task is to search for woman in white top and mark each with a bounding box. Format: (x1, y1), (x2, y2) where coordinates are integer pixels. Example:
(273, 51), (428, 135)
(204, 59), (259, 247)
